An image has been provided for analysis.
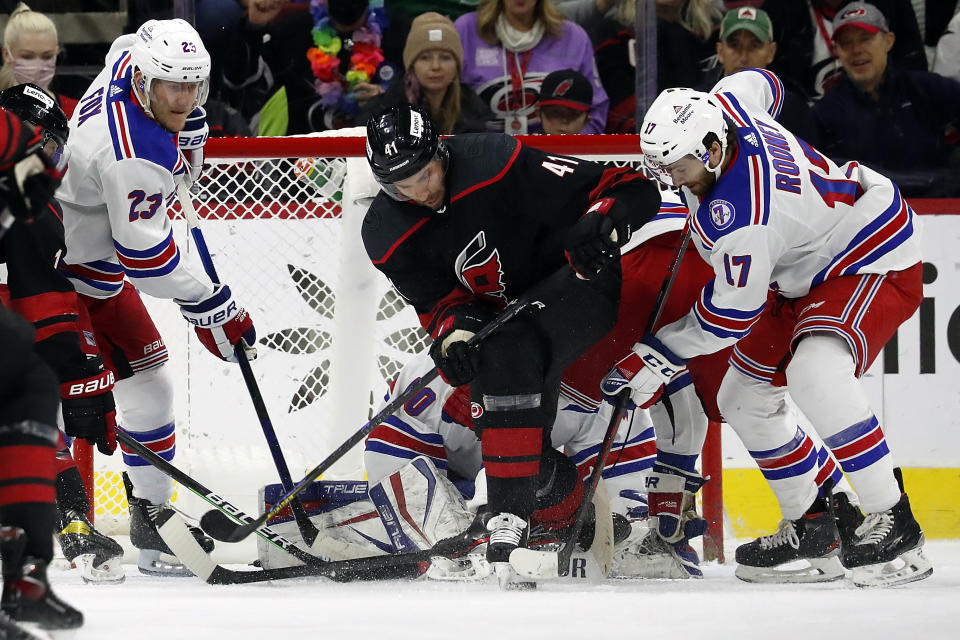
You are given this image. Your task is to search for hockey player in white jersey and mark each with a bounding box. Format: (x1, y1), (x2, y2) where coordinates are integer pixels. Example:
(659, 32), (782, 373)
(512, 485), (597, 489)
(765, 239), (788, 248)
(54, 19), (257, 576)
(284, 352), (704, 582)
(606, 68), (931, 587)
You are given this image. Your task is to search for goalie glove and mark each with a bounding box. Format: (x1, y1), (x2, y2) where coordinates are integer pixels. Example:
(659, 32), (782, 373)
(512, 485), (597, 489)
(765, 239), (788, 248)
(645, 463), (708, 544)
(178, 106), (208, 191)
(601, 334), (687, 409)
(563, 198), (630, 280)
(428, 304), (493, 387)
(61, 356), (117, 455)
(176, 284), (257, 362)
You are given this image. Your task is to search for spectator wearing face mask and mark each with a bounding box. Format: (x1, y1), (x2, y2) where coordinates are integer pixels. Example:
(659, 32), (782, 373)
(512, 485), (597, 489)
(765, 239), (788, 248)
(0, 3), (75, 118)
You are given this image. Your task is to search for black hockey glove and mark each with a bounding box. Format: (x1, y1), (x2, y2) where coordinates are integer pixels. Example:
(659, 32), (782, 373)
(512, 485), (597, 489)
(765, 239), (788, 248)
(61, 355), (117, 455)
(564, 212), (619, 280)
(428, 304), (494, 387)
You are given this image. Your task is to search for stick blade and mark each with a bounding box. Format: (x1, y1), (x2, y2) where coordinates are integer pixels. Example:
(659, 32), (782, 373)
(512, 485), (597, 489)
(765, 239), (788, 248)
(200, 509), (246, 542)
(509, 547), (560, 580)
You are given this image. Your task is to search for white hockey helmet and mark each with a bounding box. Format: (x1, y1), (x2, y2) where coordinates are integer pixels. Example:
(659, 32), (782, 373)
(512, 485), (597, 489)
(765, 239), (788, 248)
(130, 19), (210, 116)
(639, 88), (728, 184)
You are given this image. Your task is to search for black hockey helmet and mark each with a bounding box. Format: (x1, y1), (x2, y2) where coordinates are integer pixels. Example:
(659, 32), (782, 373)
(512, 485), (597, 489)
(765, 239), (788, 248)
(366, 104), (448, 201)
(0, 83), (69, 148)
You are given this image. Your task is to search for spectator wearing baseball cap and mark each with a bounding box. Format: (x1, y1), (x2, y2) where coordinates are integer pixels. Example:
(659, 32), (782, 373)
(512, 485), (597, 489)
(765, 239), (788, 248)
(700, 7), (819, 145)
(358, 11), (491, 134)
(537, 68), (592, 134)
(813, 1), (960, 196)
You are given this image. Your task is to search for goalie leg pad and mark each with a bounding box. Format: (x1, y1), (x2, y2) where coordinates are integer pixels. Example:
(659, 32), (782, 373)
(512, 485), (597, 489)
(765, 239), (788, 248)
(368, 456), (474, 553)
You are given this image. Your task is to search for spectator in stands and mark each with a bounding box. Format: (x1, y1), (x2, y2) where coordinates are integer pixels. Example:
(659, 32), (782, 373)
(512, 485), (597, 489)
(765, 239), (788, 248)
(932, 8), (960, 81)
(554, 0), (616, 34)
(0, 3), (75, 117)
(701, 6), (819, 145)
(594, 0), (721, 133)
(762, 0), (926, 101)
(357, 12), (490, 133)
(454, 0), (609, 135)
(217, 0), (405, 134)
(536, 68), (592, 134)
(814, 2), (960, 196)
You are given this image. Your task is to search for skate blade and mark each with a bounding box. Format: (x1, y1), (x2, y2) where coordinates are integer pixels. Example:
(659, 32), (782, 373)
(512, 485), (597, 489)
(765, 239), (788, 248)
(73, 553), (126, 584)
(493, 562), (536, 591)
(137, 549), (195, 577)
(735, 556), (845, 584)
(425, 554), (492, 582)
(611, 551), (693, 580)
(852, 547), (933, 588)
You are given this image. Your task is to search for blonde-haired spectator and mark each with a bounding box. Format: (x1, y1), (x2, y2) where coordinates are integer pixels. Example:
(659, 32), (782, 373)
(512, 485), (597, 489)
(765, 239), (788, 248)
(455, 0), (609, 135)
(358, 11), (491, 134)
(0, 3), (76, 117)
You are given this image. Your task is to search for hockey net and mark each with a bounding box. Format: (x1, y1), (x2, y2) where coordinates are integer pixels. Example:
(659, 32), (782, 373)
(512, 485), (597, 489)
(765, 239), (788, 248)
(77, 131), (725, 561)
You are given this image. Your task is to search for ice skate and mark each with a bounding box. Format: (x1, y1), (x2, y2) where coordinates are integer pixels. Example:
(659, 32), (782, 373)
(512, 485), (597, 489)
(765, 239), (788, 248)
(734, 511), (844, 583)
(55, 508), (125, 584)
(839, 470), (932, 587)
(0, 608), (42, 640)
(124, 473), (213, 577)
(486, 513), (535, 590)
(0, 527), (83, 632)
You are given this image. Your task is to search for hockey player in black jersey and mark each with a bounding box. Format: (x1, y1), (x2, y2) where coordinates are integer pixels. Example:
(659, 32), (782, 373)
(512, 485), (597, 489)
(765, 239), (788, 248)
(0, 84), (126, 584)
(363, 104), (661, 585)
(0, 103), (84, 633)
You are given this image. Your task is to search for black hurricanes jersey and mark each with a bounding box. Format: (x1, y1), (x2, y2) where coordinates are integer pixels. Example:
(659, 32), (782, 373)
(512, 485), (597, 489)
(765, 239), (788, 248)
(362, 133), (661, 333)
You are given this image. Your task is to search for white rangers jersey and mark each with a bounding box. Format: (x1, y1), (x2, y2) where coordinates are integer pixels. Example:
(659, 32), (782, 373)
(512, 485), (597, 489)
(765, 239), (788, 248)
(363, 353), (656, 513)
(55, 35), (214, 301)
(657, 69), (922, 359)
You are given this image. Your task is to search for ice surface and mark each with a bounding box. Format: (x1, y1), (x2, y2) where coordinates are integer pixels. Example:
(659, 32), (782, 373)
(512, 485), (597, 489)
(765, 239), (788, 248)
(53, 540), (959, 639)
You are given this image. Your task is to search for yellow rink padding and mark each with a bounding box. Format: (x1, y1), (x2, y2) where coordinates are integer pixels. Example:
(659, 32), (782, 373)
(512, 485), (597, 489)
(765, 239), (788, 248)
(724, 467), (960, 539)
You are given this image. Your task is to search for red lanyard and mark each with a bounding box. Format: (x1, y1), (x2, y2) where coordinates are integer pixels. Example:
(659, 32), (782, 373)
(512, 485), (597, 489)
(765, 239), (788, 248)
(506, 49), (533, 110)
(813, 6), (836, 58)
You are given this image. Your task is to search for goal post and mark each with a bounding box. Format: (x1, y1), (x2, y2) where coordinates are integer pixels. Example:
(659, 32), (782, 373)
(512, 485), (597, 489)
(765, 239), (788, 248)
(73, 132), (725, 562)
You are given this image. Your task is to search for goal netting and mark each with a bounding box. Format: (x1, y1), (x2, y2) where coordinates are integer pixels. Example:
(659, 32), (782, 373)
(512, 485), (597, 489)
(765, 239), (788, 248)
(78, 130), (725, 561)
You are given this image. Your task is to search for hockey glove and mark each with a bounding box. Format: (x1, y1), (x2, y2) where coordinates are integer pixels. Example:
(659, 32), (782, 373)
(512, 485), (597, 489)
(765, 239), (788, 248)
(0, 152), (63, 223)
(645, 462), (708, 544)
(428, 304), (493, 387)
(601, 334), (686, 409)
(61, 356), (117, 455)
(178, 107), (208, 191)
(563, 198), (630, 280)
(177, 284), (257, 363)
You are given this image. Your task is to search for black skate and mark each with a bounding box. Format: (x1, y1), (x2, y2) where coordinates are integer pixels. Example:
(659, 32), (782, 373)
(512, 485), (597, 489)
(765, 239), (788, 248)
(831, 491), (865, 543)
(56, 507), (125, 584)
(734, 511), (844, 583)
(0, 608), (41, 640)
(0, 527), (83, 631)
(123, 473), (213, 577)
(839, 470), (932, 587)
(486, 512), (535, 590)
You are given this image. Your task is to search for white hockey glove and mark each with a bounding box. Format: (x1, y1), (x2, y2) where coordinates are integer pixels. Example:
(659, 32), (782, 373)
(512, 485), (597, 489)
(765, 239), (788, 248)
(645, 463), (708, 544)
(176, 284), (257, 362)
(601, 334), (687, 409)
(178, 106), (208, 191)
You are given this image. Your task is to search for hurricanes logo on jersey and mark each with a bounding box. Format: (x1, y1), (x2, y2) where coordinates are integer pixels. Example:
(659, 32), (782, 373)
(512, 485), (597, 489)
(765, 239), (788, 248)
(455, 231), (507, 300)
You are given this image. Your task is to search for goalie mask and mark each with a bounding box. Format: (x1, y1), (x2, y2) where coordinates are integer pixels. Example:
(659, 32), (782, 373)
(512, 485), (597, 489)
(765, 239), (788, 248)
(0, 83), (68, 149)
(130, 18), (211, 118)
(366, 104), (448, 202)
(639, 88), (728, 186)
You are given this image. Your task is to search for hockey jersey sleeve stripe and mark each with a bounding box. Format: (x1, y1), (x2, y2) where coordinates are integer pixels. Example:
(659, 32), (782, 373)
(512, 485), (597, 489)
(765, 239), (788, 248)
(812, 187), (913, 287)
(568, 426), (655, 465)
(693, 279), (764, 338)
(713, 92), (748, 128)
(109, 99), (134, 161)
(450, 137), (522, 203)
(58, 263), (125, 294)
(114, 233), (182, 278)
(754, 68), (784, 118)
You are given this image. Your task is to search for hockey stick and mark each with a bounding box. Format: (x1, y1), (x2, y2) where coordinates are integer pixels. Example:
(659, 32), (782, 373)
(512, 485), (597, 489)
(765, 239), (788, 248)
(117, 426), (479, 583)
(177, 183), (320, 546)
(511, 225), (692, 579)
(200, 269), (562, 544)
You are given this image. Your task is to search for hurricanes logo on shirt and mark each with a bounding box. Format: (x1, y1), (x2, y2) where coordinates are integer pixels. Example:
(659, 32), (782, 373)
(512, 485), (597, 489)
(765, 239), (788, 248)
(455, 231), (507, 300)
(709, 199), (736, 229)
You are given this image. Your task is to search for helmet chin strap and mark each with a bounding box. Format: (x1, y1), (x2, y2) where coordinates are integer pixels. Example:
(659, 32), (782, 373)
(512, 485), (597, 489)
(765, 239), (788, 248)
(703, 137), (727, 182)
(132, 71), (155, 118)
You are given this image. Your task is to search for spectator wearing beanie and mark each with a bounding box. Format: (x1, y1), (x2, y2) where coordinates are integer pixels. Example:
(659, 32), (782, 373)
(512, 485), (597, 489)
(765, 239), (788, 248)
(357, 12), (492, 134)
